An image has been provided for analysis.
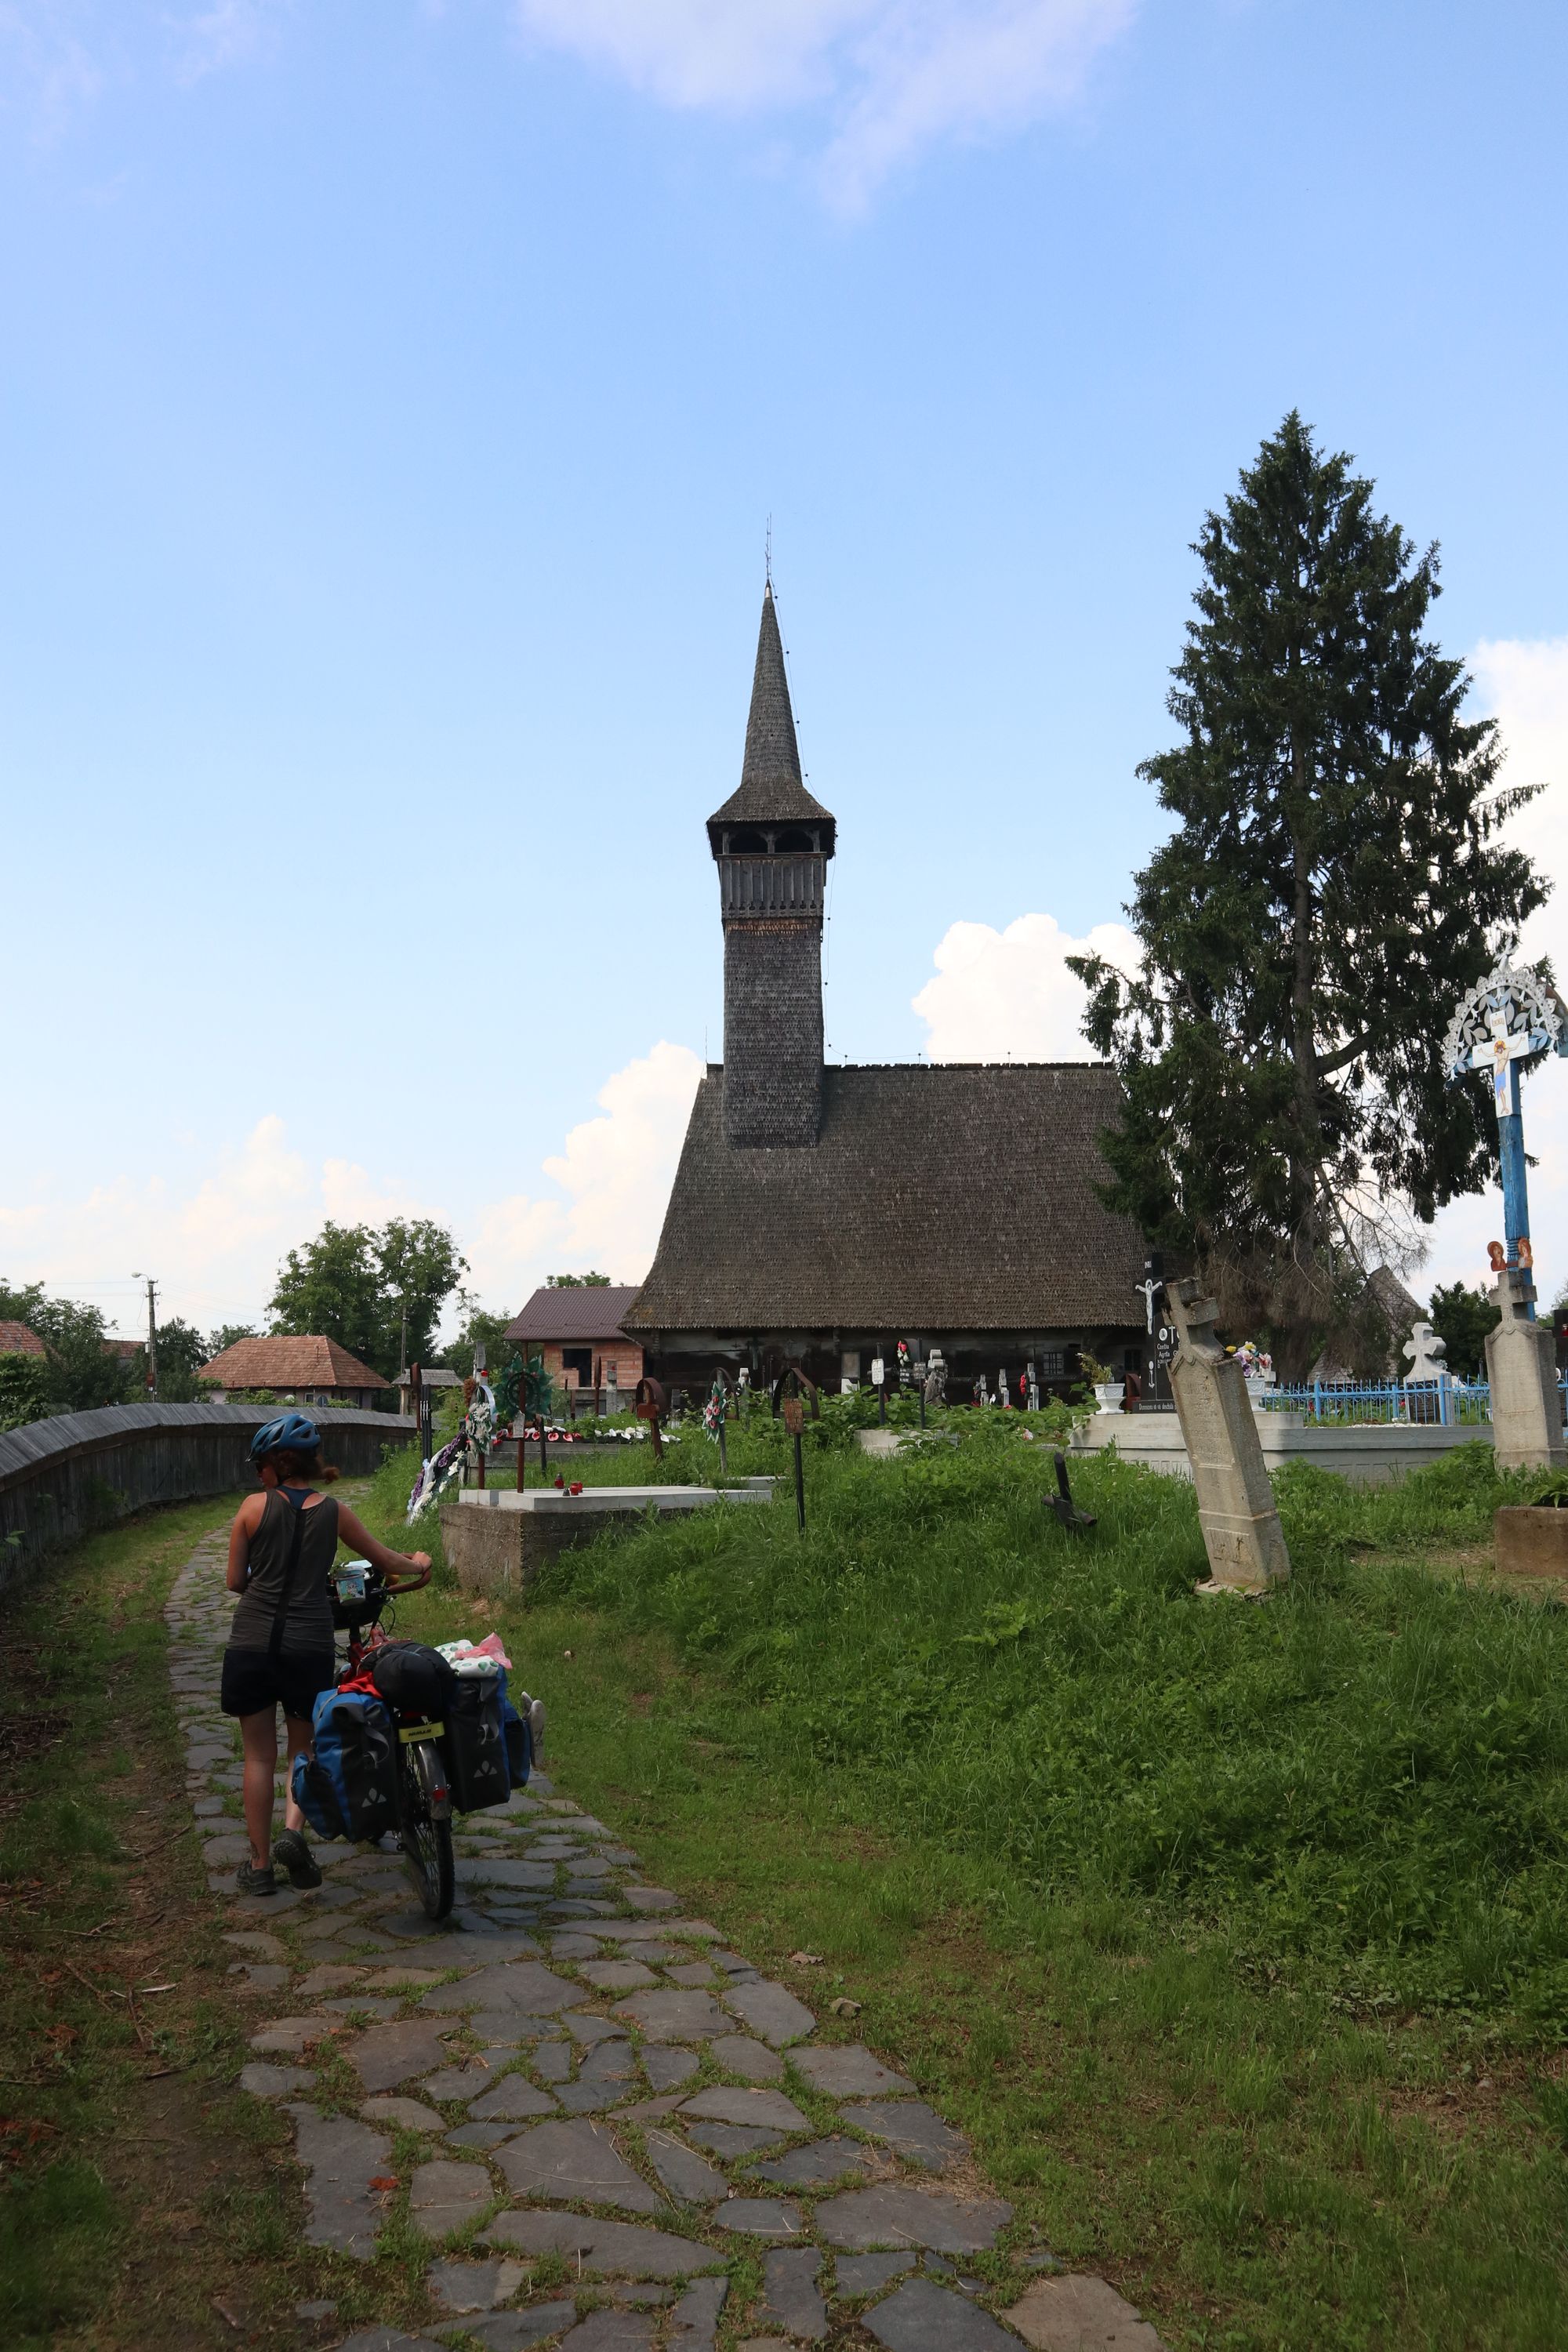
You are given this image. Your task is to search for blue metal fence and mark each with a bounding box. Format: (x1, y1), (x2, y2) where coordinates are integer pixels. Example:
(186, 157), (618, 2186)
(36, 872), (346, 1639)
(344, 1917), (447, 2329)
(1253, 1377), (1507, 1426)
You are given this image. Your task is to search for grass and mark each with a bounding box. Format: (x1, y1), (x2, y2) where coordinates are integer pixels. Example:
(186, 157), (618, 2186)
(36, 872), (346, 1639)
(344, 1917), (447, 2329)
(359, 1419), (1568, 2349)
(0, 1483), (437, 2352)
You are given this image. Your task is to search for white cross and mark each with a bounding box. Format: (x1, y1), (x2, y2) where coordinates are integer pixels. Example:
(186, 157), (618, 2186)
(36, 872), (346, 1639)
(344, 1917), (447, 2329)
(1467, 1007), (1534, 1112)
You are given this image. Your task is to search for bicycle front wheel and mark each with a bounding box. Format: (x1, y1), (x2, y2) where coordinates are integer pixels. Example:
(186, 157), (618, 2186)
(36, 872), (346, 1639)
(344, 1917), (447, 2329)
(400, 1750), (455, 1921)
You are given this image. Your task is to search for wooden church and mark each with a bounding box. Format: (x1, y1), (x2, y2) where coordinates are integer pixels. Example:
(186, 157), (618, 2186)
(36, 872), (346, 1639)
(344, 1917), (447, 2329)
(624, 585), (1148, 1400)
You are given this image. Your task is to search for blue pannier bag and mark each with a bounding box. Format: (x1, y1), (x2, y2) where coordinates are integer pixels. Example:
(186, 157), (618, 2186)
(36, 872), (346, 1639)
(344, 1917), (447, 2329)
(496, 1667), (532, 1791)
(292, 1688), (400, 1842)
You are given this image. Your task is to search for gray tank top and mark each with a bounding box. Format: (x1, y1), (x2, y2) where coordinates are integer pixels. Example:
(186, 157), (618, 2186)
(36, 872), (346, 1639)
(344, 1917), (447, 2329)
(229, 1489), (339, 1657)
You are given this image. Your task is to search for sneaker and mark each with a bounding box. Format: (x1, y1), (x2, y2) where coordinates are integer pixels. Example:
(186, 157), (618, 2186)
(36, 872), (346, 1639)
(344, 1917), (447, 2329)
(271, 1828), (323, 1889)
(236, 1860), (277, 1896)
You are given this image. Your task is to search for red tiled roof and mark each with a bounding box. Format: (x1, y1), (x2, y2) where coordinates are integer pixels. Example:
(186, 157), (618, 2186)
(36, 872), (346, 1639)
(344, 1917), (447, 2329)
(198, 1335), (390, 1390)
(0, 1321), (46, 1357)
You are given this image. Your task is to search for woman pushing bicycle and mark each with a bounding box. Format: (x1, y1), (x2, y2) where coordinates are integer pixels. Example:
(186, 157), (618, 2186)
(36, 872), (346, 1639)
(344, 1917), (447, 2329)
(222, 1413), (431, 1896)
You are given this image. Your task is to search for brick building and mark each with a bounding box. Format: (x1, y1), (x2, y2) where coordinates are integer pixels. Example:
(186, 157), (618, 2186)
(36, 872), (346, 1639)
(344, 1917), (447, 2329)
(505, 1287), (645, 1403)
(624, 582), (1149, 1399)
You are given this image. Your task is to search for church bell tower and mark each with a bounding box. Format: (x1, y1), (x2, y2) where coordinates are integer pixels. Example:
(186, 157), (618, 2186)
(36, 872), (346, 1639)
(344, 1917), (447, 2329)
(708, 584), (836, 1148)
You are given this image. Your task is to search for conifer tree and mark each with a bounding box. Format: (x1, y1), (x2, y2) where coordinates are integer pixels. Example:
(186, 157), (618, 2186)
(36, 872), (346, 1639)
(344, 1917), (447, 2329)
(1071, 414), (1547, 1377)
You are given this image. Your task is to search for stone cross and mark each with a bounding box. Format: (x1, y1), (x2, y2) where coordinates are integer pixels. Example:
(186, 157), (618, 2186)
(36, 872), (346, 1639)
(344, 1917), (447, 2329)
(1165, 1277), (1291, 1595)
(1403, 1321), (1448, 1383)
(998, 1366), (1011, 1409)
(1483, 1267), (1568, 1470)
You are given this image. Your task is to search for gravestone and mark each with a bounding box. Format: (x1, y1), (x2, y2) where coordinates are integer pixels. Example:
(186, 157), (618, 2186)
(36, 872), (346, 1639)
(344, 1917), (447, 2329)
(1165, 1278), (1290, 1595)
(1403, 1321), (1448, 1383)
(1484, 1268), (1568, 1471)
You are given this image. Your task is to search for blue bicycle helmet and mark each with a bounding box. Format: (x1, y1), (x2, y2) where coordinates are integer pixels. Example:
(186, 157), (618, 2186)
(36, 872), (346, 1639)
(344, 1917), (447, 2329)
(249, 1411), (321, 1461)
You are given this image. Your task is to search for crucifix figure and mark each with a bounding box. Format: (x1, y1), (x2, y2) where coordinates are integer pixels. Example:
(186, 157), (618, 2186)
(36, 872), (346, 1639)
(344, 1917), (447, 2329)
(1443, 951), (1568, 1314)
(1133, 1275), (1161, 1334)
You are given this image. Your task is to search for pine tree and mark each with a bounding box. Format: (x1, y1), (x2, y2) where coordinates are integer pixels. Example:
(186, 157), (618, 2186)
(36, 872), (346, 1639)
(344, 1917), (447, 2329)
(1071, 414), (1547, 1377)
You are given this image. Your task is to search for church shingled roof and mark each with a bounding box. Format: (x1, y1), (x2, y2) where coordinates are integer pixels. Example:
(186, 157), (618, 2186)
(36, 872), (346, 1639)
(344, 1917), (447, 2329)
(623, 1062), (1146, 1335)
(707, 585), (834, 850)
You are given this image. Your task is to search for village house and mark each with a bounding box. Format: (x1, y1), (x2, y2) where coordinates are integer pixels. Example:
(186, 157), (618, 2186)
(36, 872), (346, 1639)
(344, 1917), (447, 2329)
(624, 583), (1149, 1401)
(198, 1334), (391, 1409)
(505, 1287), (644, 1406)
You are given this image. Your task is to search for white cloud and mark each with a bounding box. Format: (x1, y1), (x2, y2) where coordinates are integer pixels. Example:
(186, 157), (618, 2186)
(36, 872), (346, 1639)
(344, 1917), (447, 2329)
(1421, 638), (1568, 1303)
(513, 0), (1135, 202)
(911, 910), (1139, 1062)
(172, 0), (292, 85)
(469, 1040), (705, 1301)
(0, 1041), (704, 1335)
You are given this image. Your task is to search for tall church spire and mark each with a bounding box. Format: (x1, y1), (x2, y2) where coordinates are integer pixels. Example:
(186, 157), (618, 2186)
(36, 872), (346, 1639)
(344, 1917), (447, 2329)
(708, 586), (836, 854)
(708, 582), (836, 1148)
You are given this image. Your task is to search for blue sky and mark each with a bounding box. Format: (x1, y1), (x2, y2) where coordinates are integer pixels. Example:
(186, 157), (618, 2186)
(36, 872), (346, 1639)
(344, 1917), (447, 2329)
(5, 0), (1567, 1341)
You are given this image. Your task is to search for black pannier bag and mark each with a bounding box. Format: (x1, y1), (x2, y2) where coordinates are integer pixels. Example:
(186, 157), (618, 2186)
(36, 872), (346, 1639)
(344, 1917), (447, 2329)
(441, 1673), (510, 1813)
(296, 1690), (401, 1843)
(370, 1641), (458, 1715)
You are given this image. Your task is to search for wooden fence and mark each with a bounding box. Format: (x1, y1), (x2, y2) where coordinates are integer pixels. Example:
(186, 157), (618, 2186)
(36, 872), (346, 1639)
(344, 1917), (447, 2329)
(0, 1402), (418, 1597)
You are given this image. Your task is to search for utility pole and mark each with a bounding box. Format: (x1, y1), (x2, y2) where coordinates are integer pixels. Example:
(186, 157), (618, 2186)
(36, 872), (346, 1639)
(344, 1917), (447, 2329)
(400, 1294), (408, 1381)
(133, 1273), (159, 1401)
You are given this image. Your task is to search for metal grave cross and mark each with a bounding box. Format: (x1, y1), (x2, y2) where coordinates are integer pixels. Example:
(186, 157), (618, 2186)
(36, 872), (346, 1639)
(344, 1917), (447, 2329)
(1441, 949), (1568, 1306)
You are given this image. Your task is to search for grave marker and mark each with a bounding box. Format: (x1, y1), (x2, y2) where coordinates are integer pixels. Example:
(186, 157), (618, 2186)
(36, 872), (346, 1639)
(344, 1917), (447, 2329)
(1484, 1267), (1568, 1471)
(1166, 1278), (1291, 1595)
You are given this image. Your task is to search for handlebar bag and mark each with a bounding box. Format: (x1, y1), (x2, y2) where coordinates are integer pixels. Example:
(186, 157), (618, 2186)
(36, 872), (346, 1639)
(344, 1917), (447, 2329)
(441, 1671), (510, 1813)
(369, 1640), (458, 1715)
(292, 1689), (400, 1843)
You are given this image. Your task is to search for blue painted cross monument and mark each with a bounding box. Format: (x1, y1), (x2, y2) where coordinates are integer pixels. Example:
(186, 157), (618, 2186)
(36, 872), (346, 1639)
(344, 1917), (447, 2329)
(1442, 950), (1568, 1313)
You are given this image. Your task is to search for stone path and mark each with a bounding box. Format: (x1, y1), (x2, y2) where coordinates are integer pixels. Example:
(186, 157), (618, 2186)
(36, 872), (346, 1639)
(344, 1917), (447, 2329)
(169, 1536), (1165, 2352)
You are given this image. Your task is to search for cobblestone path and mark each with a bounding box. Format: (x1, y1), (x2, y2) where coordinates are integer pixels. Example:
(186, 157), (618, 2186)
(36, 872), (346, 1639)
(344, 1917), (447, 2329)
(169, 1536), (1164, 2352)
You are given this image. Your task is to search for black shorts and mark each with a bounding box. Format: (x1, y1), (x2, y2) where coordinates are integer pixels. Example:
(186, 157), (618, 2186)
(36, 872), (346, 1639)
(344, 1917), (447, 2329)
(220, 1646), (336, 1724)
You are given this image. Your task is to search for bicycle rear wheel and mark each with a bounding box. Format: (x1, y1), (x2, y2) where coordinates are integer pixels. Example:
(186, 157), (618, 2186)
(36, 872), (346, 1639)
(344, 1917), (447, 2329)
(399, 1748), (455, 1921)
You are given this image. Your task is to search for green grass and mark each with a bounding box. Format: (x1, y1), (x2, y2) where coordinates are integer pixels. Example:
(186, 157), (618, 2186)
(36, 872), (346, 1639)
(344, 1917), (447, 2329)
(363, 1421), (1568, 2350)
